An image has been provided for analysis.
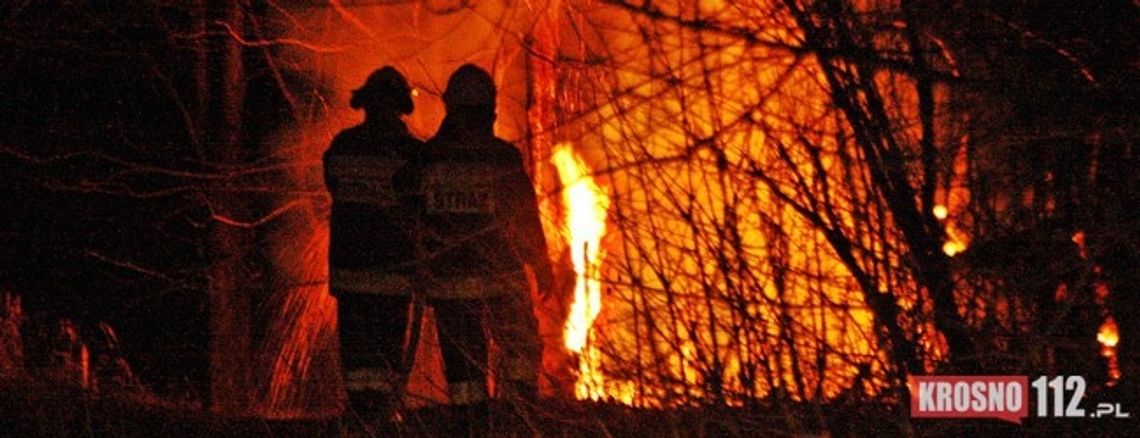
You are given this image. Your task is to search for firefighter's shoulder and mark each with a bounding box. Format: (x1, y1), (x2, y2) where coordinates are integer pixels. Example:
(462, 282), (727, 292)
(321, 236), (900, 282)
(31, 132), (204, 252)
(480, 138), (525, 165)
(329, 125), (369, 149)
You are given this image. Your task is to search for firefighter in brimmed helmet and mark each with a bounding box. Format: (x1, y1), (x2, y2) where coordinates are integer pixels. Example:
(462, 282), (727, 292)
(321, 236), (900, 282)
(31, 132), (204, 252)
(398, 64), (554, 408)
(324, 66), (422, 419)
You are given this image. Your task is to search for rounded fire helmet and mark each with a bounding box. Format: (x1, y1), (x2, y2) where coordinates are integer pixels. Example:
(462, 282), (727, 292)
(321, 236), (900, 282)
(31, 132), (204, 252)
(442, 64), (496, 109)
(350, 66), (413, 115)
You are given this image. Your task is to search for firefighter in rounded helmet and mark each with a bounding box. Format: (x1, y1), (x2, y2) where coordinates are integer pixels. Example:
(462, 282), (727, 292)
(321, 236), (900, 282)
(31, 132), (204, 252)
(324, 66), (422, 419)
(399, 64), (554, 408)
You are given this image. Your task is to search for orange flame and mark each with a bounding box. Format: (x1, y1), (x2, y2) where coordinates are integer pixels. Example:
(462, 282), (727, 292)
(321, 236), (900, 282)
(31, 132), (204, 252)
(553, 143), (611, 400)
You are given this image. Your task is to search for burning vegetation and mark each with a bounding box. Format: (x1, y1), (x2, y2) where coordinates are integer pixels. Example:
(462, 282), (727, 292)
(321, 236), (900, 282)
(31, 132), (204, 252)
(1, 0), (1138, 435)
(553, 143), (613, 401)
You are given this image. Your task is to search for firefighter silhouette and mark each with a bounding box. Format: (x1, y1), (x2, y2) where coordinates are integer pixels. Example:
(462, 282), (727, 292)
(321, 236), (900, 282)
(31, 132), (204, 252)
(324, 66), (422, 417)
(399, 64), (555, 406)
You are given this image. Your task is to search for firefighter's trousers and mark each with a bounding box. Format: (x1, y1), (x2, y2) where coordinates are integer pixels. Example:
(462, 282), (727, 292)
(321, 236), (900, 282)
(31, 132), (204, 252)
(431, 292), (541, 406)
(336, 291), (410, 413)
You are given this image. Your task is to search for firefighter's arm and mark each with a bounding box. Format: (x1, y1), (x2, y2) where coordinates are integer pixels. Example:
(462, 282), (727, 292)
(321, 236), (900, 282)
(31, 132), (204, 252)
(508, 169), (556, 298)
(322, 134), (349, 193)
(322, 150), (336, 192)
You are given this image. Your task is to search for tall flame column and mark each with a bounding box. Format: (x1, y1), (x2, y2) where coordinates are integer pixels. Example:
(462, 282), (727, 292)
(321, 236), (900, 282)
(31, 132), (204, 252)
(554, 144), (611, 401)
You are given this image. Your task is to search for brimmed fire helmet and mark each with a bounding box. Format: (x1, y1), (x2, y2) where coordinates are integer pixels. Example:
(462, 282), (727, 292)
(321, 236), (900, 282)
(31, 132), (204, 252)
(442, 64), (496, 109)
(350, 66), (414, 115)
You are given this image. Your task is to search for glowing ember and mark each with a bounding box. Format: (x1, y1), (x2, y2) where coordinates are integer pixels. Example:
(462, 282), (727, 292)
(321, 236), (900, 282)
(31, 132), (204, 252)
(553, 143), (611, 400)
(1097, 316), (1122, 385)
(942, 224), (969, 257)
(1072, 231), (1088, 259)
(932, 205), (948, 220)
(941, 241), (964, 257)
(942, 239), (966, 256)
(1098, 317), (1119, 348)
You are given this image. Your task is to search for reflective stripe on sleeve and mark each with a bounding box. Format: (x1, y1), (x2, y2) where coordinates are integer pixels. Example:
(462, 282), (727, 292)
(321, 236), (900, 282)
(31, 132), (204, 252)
(344, 367), (400, 393)
(425, 273), (528, 300)
(331, 269), (412, 295)
(502, 356), (537, 384)
(448, 380), (488, 406)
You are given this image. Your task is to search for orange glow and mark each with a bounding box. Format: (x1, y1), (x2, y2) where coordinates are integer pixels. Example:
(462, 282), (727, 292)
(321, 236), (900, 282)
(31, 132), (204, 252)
(260, 223), (341, 418)
(1095, 281), (1111, 301)
(80, 344), (90, 389)
(553, 2), (895, 404)
(272, 0), (965, 410)
(553, 143), (612, 401)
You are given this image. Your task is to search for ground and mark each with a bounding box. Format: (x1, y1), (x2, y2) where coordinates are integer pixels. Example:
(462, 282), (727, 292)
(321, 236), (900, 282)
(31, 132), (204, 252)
(2, 378), (1138, 437)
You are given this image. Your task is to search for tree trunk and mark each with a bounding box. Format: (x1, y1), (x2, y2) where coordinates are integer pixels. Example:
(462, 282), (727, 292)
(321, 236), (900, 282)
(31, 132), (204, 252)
(204, 0), (255, 415)
(526, 0), (579, 398)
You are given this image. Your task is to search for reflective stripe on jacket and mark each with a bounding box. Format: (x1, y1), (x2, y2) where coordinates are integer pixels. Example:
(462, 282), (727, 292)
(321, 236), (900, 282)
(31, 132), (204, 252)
(324, 121), (422, 295)
(396, 134), (552, 297)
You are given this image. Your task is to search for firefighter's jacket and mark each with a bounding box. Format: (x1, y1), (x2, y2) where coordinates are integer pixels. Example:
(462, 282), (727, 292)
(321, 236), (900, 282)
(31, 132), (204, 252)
(397, 131), (552, 300)
(324, 119), (422, 296)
